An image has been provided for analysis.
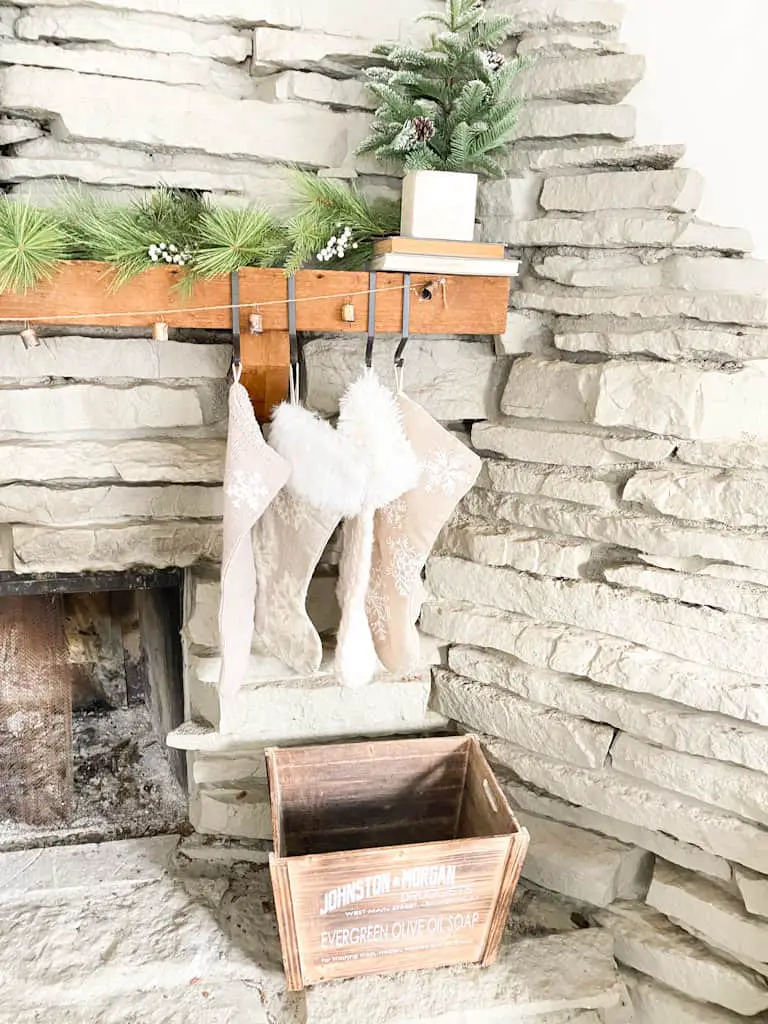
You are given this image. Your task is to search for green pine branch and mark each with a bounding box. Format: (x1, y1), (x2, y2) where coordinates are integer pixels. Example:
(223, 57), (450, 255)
(357, 0), (528, 177)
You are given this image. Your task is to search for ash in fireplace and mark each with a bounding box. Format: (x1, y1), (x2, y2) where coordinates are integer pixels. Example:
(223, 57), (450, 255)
(72, 704), (185, 829)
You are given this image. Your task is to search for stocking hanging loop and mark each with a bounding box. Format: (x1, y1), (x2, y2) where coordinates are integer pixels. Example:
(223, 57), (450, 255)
(393, 273), (411, 393)
(365, 271), (377, 369)
(230, 271), (241, 377)
(287, 273), (300, 405)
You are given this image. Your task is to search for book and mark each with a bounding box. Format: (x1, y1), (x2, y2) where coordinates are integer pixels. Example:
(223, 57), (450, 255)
(370, 253), (521, 278)
(373, 237), (505, 259)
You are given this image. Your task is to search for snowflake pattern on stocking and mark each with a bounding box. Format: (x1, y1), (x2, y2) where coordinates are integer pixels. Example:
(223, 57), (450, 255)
(385, 535), (422, 597)
(379, 495), (408, 529)
(366, 563), (389, 640)
(265, 574), (307, 666)
(273, 488), (312, 531)
(421, 449), (467, 496)
(226, 470), (269, 513)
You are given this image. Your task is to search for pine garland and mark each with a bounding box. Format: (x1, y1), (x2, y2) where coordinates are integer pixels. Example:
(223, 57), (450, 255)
(358, 0), (530, 177)
(0, 175), (400, 294)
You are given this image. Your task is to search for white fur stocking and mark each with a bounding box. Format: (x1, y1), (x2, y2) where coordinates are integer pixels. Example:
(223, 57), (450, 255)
(335, 370), (420, 687)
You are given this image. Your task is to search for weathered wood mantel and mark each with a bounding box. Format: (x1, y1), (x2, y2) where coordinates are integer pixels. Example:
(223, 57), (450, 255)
(0, 262), (510, 419)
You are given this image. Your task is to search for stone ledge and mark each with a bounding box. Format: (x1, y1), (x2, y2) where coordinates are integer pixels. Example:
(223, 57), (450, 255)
(0, 483), (222, 527)
(555, 323), (768, 361)
(494, 0), (625, 36)
(0, 39), (251, 96)
(0, 66), (371, 169)
(0, 382), (227, 435)
(254, 70), (374, 108)
(448, 644), (768, 773)
(611, 733), (768, 828)
(0, 835), (179, 898)
(0, 336), (231, 381)
(428, 555), (768, 677)
(624, 466), (768, 529)
(605, 563), (768, 621)
(539, 253), (768, 295)
(647, 860), (768, 974)
(187, 655), (446, 744)
(515, 100), (635, 141)
(420, 600), (768, 727)
(192, 785), (272, 840)
(13, 521), (222, 572)
(431, 668), (615, 769)
(517, 53), (645, 104)
(484, 733), (768, 874)
(592, 902), (768, 1016)
(471, 419), (674, 468)
(462, 483), (768, 575)
(2, 0), (440, 38)
(252, 26), (380, 74)
(0, 437), (225, 484)
(540, 168), (704, 212)
(621, 968), (768, 1024)
(482, 459), (623, 508)
(438, 513), (600, 577)
(303, 928), (628, 1024)
(15, 6), (252, 61)
(513, 142), (685, 174)
(480, 213), (752, 253)
(502, 776), (731, 882)
(517, 812), (653, 906)
(735, 867), (768, 920)
(513, 281), (768, 329)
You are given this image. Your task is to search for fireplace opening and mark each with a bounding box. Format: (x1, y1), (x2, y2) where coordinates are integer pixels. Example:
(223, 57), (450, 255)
(0, 570), (187, 851)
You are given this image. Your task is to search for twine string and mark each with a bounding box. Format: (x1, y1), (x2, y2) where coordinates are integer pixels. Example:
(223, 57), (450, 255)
(0, 281), (417, 325)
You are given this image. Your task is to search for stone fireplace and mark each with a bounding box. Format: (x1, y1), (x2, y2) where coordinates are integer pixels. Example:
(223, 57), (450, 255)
(2, 0), (768, 1022)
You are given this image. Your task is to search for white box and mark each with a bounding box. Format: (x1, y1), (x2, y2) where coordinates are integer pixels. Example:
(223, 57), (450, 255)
(400, 170), (479, 242)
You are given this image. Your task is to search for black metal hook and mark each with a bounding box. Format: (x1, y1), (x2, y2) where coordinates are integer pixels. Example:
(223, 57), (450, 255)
(365, 270), (377, 368)
(393, 273), (411, 372)
(287, 273), (299, 403)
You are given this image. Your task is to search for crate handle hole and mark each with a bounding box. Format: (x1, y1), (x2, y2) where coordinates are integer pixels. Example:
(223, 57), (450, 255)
(483, 778), (498, 813)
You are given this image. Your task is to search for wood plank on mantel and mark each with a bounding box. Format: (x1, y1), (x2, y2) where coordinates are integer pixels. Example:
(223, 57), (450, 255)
(0, 262), (511, 419)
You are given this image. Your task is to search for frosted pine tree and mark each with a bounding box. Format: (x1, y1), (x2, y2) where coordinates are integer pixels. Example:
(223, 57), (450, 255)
(358, 0), (529, 177)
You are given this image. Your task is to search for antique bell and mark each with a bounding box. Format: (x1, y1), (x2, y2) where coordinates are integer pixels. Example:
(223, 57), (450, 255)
(340, 298), (356, 323)
(249, 310), (264, 334)
(19, 321), (39, 350)
(152, 321), (169, 341)
(19, 322), (40, 349)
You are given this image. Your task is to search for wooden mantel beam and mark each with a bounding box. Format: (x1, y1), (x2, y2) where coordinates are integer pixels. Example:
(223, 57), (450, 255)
(0, 262), (511, 418)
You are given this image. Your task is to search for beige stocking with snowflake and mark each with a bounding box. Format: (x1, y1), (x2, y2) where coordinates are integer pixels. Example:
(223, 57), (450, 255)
(253, 401), (366, 676)
(367, 393), (481, 674)
(218, 379), (290, 697)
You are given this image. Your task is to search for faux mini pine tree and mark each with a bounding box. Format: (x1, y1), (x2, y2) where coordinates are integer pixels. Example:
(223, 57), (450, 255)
(358, 0), (527, 177)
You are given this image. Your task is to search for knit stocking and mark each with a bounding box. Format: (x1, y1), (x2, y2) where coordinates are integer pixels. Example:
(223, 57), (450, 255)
(218, 379), (289, 696)
(253, 401), (366, 676)
(335, 371), (420, 688)
(367, 393), (481, 674)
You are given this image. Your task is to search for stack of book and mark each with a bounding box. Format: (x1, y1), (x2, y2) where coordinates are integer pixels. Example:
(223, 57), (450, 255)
(370, 237), (520, 277)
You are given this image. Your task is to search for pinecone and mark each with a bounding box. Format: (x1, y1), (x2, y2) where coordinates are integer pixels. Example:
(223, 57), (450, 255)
(412, 116), (436, 142)
(483, 50), (506, 72)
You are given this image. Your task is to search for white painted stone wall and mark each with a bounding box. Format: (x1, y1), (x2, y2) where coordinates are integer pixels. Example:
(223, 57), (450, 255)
(416, 2), (768, 1021)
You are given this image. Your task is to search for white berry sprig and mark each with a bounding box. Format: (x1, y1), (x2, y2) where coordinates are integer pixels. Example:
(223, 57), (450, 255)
(316, 223), (359, 263)
(148, 242), (192, 266)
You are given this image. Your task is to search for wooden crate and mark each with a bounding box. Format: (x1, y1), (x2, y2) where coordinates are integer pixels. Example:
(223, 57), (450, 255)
(266, 735), (530, 990)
